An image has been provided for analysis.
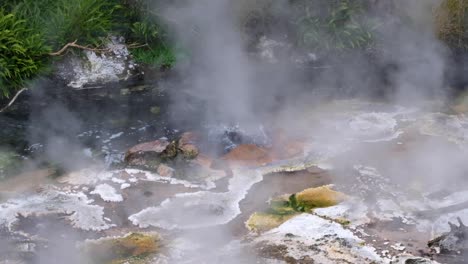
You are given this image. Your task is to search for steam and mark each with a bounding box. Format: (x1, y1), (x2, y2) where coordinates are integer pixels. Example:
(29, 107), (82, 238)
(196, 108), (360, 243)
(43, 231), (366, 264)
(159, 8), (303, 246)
(4, 0), (468, 263)
(163, 0), (257, 127)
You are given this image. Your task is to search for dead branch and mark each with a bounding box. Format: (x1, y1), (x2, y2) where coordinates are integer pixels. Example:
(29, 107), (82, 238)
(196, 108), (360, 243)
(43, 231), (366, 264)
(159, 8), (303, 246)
(127, 43), (149, 49)
(0, 88), (27, 113)
(49, 40), (110, 56)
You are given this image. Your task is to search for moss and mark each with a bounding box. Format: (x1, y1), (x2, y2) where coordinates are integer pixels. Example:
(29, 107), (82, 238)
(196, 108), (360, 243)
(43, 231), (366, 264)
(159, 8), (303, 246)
(268, 196), (298, 215)
(246, 185), (347, 232)
(160, 141), (178, 160)
(149, 106), (160, 115)
(293, 185), (346, 211)
(84, 232), (160, 264)
(335, 218), (351, 226)
(246, 212), (297, 233)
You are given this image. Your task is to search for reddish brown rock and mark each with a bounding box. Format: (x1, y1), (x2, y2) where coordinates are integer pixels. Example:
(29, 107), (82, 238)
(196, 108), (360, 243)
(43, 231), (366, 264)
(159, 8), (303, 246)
(124, 139), (170, 162)
(124, 139), (171, 169)
(157, 164), (174, 177)
(192, 154), (213, 168)
(222, 144), (272, 167)
(179, 132), (200, 146)
(270, 140), (305, 160)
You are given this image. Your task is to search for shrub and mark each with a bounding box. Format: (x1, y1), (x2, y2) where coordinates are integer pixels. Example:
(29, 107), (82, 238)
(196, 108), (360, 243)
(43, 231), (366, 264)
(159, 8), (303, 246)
(0, 10), (49, 97)
(435, 0), (468, 51)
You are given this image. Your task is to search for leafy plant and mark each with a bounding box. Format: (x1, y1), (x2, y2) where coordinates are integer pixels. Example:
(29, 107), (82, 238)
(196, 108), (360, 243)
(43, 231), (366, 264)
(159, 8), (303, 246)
(0, 10), (49, 97)
(293, 0), (374, 53)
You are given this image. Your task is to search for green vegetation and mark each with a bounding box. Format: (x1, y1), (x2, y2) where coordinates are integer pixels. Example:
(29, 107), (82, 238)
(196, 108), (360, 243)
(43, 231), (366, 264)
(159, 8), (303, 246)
(239, 0), (375, 54)
(3, 0), (468, 99)
(292, 0), (374, 52)
(83, 232), (160, 264)
(0, 10), (49, 97)
(435, 0), (468, 51)
(0, 148), (21, 179)
(0, 0), (177, 98)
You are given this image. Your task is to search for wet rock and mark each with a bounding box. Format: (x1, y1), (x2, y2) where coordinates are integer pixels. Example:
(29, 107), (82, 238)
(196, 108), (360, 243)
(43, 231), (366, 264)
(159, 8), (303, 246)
(124, 138), (171, 169)
(269, 130), (306, 160)
(82, 232), (160, 264)
(294, 185), (346, 210)
(192, 154), (213, 168)
(253, 214), (385, 263)
(428, 217), (468, 254)
(157, 164), (174, 177)
(125, 139), (170, 159)
(55, 36), (140, 89)
(401, 256), (439, 264)
(247, 186), (346, 233)
(178, 132), (200, 159)
(246, 212), (296, 233)
(271, 140), (305, 160)
(222, 144), (272, 167)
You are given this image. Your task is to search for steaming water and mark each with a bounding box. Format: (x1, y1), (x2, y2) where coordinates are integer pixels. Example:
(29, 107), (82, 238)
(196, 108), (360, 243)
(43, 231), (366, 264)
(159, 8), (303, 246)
(3, 99), (468, 263)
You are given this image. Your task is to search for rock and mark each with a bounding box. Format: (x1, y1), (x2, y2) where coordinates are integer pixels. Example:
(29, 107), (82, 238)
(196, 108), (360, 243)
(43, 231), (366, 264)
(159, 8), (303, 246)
(246, 186), (346, 233)
(179, 144), (199, 159)
(253, 214), (385, 263)
(125, 139), (170, 159)
(192, 154), (213, 168)
(160, 141), (178, 160)
(271, 140), (305, 160)
(157, 164), (174, 177)
(400, 256), (439, 264)
(82, 232), (160, 263)
(222, 144), (272, 167)
(178, 132), (200, 159)
(179, 132), (199, 146)
(428, 217), (468, 254)
(294, 185), (347, 210)
(269, 129), (305, 159)
(55, 36), (140, 89)
(124, 138), (171, 169)
(246, 212), (296, 233)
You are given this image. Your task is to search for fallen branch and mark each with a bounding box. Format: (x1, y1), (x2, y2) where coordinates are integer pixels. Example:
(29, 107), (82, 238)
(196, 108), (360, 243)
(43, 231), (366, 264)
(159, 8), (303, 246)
(127, 43), (149, 49)
(0, 88), (27, 113)
(49, 40), (110, 56)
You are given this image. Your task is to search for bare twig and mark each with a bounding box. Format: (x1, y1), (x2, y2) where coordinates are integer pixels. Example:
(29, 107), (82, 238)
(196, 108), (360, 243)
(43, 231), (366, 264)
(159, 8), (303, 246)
(127, 43), (149, 49)
(49, 40), (110, 56)
(0, 88), (27, 113)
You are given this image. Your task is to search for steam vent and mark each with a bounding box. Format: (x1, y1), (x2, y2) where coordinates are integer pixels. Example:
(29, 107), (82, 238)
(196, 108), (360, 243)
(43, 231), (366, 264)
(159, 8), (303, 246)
(4, 0), (468, 263)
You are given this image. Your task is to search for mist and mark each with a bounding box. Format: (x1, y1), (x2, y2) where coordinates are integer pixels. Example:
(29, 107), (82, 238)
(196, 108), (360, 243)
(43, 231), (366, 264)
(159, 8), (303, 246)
(3, 0), (468, 263)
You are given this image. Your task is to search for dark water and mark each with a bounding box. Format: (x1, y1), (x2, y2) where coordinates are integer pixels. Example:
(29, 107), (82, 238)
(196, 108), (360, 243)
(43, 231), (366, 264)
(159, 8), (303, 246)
(0, 78), (186, 178)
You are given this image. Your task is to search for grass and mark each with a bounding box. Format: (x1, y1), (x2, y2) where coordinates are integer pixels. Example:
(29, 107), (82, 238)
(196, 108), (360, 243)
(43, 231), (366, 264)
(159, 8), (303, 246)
(0, 0), (176, 98)
(293, 0), (374, 53)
